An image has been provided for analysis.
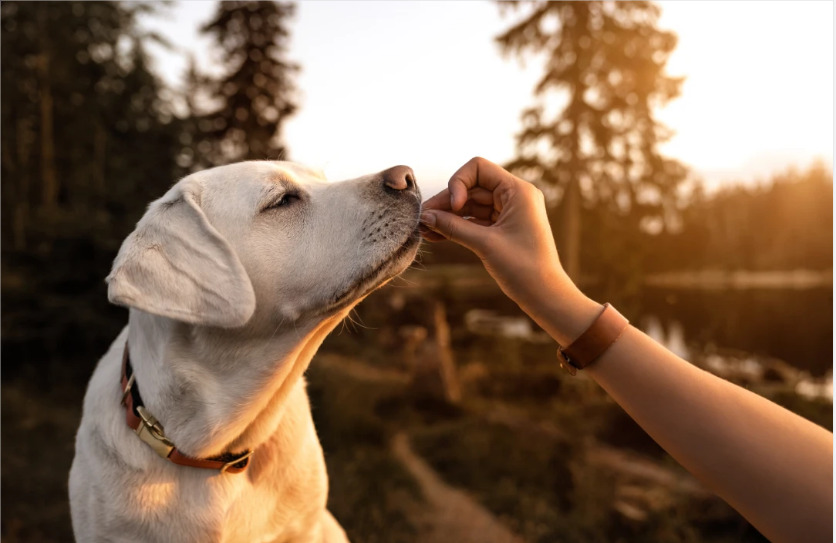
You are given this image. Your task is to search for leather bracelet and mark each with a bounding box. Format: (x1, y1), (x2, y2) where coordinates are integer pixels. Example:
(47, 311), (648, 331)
(556, 303), (629, 375)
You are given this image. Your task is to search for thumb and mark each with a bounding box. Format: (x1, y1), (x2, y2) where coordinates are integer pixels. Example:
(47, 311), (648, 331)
(421, 210), (488, 254)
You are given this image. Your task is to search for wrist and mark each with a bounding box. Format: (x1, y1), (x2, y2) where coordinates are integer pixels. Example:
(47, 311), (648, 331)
(524, 274), (602, 347)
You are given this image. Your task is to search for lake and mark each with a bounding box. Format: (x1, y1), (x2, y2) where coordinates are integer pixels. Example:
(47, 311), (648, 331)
(633, 285), (833, 377)
(396, 266), (833, 378)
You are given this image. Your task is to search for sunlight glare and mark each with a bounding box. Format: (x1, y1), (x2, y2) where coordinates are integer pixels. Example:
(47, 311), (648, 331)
(656, 1), (833, 187)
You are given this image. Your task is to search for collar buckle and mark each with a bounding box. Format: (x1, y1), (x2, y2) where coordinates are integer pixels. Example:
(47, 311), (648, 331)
(135, 405), (175, 459)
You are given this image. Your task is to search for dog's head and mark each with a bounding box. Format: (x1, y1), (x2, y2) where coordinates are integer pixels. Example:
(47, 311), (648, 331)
(106, 161), (422, 329)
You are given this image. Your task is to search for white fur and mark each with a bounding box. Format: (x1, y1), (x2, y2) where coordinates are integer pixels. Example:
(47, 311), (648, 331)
(69, 161), (421, 542)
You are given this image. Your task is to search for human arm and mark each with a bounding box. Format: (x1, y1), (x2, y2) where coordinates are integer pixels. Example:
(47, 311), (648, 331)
(420, 157), (833, 543)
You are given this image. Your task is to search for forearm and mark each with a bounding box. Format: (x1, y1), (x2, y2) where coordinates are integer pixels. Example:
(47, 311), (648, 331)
(525, 282), (833, 543)
(422, 157), (832, 540)
(590, 327), (832, 543)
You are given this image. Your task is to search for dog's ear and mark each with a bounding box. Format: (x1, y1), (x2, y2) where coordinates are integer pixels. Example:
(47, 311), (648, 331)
(106, 182), (256, 328)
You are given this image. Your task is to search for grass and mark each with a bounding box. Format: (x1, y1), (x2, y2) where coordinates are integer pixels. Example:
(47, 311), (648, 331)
(408, 407), (770, 543)
(305, 356), (426, 543)
(411, 417), (582, 543)
(4, 276), (826, 542)
(1, 379), (82, 542)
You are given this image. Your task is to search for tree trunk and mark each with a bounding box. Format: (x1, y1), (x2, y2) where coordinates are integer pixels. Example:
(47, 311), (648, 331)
(93, 120), (107, 202)
(11, 118), (34, 250)
(432, 300), (462, 404)
(37, 8), (58, 210)
(409, 300), (462, 405)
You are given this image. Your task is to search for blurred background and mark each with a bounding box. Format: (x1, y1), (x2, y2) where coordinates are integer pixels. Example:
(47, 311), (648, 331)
(1, 1), (832, 542)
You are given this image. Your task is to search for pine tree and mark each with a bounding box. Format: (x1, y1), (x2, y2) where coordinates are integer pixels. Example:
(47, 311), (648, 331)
(1, 1), (182, 245)
(196, 1), (298, 165)
(1, 1), (188, 383)
(497, 1), (687, 281)
(179, 55), (214, 171)
(2, 1), (129, 244)
(104, 37), (186, 209)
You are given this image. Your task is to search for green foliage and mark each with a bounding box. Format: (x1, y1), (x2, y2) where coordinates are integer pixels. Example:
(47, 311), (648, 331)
(1, 1), (185, 225)
(497, 1), (688, 279)
(1, 1), (303, 384)
(646, 163), (833, 272)
(1, 2), (189, 383)
(186, 1), (298, 168)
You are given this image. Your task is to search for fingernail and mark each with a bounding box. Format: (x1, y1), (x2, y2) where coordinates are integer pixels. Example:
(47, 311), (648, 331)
(420, 211), (436, 227)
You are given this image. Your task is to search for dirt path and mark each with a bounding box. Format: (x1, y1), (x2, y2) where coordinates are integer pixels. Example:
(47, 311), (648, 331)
(391, 432), (523, 543)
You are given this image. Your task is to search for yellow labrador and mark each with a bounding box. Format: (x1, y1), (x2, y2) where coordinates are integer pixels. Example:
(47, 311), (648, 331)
(69, 161), (421, 542)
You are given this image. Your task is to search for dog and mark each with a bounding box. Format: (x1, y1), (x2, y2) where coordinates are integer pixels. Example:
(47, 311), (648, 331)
(69, 160), (422, 542)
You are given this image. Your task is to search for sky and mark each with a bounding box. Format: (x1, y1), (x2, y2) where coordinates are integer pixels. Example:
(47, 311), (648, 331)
(140, 1), (834, 197)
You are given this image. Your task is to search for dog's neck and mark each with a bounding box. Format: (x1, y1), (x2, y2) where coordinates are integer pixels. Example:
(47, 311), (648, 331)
(126, 308), (350, 459)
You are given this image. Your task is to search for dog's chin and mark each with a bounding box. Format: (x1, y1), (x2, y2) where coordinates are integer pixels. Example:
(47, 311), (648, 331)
(314, 227), (421, 318)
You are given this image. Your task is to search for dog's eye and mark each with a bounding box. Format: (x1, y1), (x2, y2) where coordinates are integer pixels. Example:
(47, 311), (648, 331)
(263, 193), (300, 211)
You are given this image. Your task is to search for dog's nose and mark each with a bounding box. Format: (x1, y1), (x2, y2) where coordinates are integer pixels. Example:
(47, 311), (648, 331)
(381, 166), (416, 192)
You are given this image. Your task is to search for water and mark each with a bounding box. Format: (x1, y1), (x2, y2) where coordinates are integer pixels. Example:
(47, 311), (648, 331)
(424, 280), (833, 377)
(635, 286), (833, 377)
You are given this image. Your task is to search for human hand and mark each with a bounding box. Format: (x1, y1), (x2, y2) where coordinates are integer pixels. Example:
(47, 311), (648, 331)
(420, 157), (578, 315)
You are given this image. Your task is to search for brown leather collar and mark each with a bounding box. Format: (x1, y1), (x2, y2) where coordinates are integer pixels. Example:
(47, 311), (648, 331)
(120, 342), (252, 474)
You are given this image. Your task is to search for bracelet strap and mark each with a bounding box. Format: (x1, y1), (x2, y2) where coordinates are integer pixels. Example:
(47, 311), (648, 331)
(557, 303), (629, 375)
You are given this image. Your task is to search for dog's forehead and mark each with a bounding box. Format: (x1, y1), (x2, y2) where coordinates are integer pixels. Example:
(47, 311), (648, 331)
(194, 161), (328, 190)
(276, 162), (328, 183)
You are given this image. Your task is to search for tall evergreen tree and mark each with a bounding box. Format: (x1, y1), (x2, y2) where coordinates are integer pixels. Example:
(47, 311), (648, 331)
(1, 1), (183, 247)
(179, 55), (214, 171)
(194, 1), (298, 166)
(1, 1), (129, 245)
(497, 1), (687, 281)
(1, 2), (187, 383)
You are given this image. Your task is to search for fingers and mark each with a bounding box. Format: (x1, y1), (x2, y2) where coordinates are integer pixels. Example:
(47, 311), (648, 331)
(422, 188), (452, 212)
(467, 187), (495, 206)
(457, 201), (494, 221)
(419, 214), (490, 242)
(420, 157), (522, 247)
(419, 201), (493, 243)
(448, 157), (515, 211)
(423, 186), (495, 213)
(419, 224), (447, 242)
(423, 198), (494, 223)
(420, 210), (488, 254)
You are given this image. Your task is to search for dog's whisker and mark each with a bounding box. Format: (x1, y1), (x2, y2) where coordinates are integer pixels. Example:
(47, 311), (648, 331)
(346, 309), (375, 330)
(337, 318), (350, 335)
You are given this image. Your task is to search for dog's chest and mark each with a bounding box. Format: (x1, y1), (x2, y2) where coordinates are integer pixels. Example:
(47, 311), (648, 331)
(213, 431), (330, 542)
